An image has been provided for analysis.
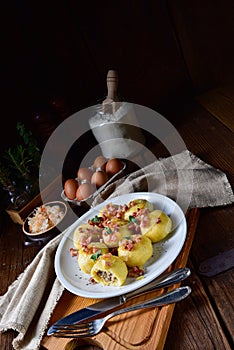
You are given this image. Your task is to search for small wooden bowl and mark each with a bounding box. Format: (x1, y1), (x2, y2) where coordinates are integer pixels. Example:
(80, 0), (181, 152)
(22, 201), (67, 239)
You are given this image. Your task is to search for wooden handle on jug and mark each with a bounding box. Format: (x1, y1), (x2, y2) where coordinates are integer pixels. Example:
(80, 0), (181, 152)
(106, 70), (119, 100)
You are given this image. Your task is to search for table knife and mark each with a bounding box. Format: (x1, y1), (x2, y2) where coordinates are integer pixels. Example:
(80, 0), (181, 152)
(47, 267), (190, 336)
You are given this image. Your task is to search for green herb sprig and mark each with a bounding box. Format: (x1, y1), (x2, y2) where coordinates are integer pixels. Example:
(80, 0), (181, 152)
(90, 250), (102, 261)
(3, 122), (41, 179)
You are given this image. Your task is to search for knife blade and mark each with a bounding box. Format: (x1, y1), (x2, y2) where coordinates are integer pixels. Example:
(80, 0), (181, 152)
(47, 267), (190, 335)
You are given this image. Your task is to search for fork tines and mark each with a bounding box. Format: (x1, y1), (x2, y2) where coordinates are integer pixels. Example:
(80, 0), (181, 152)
(52, 322), (95, 338)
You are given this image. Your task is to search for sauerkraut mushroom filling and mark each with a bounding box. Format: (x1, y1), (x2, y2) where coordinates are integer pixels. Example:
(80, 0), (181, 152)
(97, 270), (117, 284)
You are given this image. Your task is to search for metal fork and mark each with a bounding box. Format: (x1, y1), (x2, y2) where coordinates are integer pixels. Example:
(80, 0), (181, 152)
(52, 286), (191, 338)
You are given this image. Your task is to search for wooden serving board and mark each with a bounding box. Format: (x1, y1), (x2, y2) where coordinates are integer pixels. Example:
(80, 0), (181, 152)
(41, 208), (200, 350)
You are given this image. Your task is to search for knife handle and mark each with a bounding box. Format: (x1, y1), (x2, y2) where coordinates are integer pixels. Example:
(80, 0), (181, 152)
(121, 267), (190, 303)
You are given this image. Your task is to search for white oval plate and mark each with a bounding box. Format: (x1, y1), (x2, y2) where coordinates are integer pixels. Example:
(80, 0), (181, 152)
(55, 192), (187, 298)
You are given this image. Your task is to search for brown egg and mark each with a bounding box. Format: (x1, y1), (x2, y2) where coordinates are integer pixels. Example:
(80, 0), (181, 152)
(93, 155), (107, 171)
(91, 170), (109, 188)
(106, 158), (124, 177)
(64, 179), (79, 200)
(77, 167), (93, 182)
(76, 183), (95, 201)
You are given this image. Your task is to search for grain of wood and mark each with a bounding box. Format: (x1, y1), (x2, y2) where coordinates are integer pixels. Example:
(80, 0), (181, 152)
(196, 87), (234, 133)
(203, 270), (234, 341)
(165, 261), (232, 350)
(41, 209), (199, 350)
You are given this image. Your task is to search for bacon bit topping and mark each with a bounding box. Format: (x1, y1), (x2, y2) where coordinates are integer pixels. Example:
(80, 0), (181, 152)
(81, 245), (102, 255)
(92, 246), (99, 253)
(128, 266), (145, 277)
(88, 216), (105, 228)
(119, 235), (142, 250)
(136, 210), (150, 228)
(100, 203), (126, 220)
(70, 247), (78, 257)
(156, 217), (161, 224)
(102, 214), (108, 220)
(123, 204), (129, 212)
(104, 253), (112, 259)
(103, 232), (119, 243)
(128, 219), (141, 234)
(82, 245), (89, 253)
(101, 253), (113, 267)
(109, 247), (118, 256)
(137, 208), (150, 216)
(89, 277), (97, 284)
(106, 203), (117, 214)
(80, 235), (92, 246)
(81, 243), (88, 249)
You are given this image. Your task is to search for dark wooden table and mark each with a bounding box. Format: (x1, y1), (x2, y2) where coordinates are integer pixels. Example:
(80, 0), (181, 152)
(0, 87), (233, 350)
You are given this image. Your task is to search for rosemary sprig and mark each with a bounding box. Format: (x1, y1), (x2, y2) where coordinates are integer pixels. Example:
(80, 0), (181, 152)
(3, 123), (41, 178)
(4, 144), (32, 177)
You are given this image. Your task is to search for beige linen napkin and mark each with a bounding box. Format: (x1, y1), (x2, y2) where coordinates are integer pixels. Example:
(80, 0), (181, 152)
(0, 150), (233, 350)
(92, 150), (234, 210)
(0, 233), (65, 350)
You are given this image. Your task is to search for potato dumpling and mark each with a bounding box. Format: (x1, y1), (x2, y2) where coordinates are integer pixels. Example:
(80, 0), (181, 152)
(78, 242), (109, 274)
(118, 234), (153, 267)
(140, 210), (172, 243)
(124, 199), (154, 220)
(91, 253), (128, 286)
(73, 223), (102, 250)
(102, 218), (130, 248)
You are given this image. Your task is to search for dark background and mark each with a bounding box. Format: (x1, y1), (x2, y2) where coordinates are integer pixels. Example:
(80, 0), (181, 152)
(1, 0), (234, 150)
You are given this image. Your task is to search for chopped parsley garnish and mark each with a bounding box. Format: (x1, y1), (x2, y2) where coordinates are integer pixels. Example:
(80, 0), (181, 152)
(91, 215), (100, 223)
(105, 227), (112, 234)
(90, 250), (102, 261)
(124, 236), (131, 240)
(129, 215), (137, 223)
